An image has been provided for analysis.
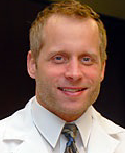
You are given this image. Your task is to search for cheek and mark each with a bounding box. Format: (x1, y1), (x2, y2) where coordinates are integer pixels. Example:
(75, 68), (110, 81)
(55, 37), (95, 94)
(85, 68), (103, 85)
(43, 65), (65, 78)
(37, 67), (62, 88)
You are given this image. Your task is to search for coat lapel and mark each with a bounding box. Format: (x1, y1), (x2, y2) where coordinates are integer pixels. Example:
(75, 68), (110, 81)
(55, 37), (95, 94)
(87, 107), (122, 153)
(3, 123), (49, 153)
(88, 122), (119, 153)
(13, 138), (48, 153)
(10, 128), (48, 153)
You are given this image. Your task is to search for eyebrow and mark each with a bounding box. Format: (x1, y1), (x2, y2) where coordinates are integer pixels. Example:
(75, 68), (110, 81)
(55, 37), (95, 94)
(47, 50), (67, 58)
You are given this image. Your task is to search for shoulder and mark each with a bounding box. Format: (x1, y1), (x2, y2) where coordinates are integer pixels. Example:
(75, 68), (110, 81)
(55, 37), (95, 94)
(92, 106), (125, 141)
(92, 107), (125, 131)
(90, 107), (125, 153)
(0, 98), (34, 138)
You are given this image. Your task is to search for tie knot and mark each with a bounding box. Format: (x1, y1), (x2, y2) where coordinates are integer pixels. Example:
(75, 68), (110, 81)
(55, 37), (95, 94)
(62, 123), (77, 139)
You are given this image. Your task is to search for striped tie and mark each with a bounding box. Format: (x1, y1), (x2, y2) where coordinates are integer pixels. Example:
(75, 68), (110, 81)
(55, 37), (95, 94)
(62, 123), (79, 153)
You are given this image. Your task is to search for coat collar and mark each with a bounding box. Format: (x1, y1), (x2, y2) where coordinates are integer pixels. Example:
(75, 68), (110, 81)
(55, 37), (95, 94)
(2, 99), (49, 153)
(87, 113), (119, 153)
(86, 107), (124, 153)
(11, 127), (48, 153)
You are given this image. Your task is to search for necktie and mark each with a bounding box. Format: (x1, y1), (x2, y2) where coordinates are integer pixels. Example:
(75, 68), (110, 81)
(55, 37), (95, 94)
(62, 123), (79, 153)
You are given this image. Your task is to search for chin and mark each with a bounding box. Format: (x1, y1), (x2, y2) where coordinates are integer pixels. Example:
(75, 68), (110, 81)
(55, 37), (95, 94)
(62, 105), (87, 116)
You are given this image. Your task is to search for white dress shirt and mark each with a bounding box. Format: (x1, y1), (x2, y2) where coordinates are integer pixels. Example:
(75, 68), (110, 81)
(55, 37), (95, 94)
(31, 97), (93, 153)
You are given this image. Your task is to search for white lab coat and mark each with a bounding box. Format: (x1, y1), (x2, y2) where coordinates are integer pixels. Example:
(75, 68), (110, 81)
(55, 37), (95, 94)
(0, 99), (125, 153)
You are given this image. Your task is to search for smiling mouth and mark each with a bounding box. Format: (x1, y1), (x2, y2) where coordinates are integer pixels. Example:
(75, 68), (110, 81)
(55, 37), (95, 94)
(57, 87), (87, 93)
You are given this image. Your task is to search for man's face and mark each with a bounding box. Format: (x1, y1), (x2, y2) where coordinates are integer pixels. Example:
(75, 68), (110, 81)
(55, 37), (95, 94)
(27, 15), (105, 121)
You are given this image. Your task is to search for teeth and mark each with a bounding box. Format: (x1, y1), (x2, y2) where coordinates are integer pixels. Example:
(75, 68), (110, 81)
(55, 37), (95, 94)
(59, 88), (83, 92)
(63, 89), (80, 92)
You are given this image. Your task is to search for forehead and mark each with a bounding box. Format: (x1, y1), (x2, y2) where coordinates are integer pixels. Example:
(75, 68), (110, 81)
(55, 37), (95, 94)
(43, 14), (99, 40)
(44, 14), (98, 29)
(40, 15), (100, 57)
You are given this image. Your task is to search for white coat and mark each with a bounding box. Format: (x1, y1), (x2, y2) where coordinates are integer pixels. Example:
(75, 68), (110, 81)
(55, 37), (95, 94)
(0, 100), (125, 153)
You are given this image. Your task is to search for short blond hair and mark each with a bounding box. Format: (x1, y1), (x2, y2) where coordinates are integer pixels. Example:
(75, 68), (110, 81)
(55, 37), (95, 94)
(30, 0), (107, 62)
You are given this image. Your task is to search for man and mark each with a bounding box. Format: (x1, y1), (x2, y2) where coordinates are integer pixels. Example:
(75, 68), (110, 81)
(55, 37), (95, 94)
(0, 0), (125, 152)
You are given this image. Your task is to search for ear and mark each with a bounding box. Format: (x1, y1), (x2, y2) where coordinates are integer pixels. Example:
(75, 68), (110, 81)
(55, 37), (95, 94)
(100, 61), (106, 82)
(27, 50), (36, 79)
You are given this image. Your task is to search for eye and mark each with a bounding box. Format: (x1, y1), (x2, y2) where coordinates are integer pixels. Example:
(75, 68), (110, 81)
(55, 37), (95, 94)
(53, 55), (66, 64)
(81, 57), (92, 65)
(82, 57), (90, 61)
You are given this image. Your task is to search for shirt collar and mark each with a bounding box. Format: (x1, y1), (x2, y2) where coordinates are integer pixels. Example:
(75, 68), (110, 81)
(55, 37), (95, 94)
(31, 97), (66, 148)
(75, 106), (93, 148)
(31, 96), (93, 149)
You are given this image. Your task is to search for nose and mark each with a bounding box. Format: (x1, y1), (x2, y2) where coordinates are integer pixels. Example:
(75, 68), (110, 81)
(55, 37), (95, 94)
(65, 59), (82, 82)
